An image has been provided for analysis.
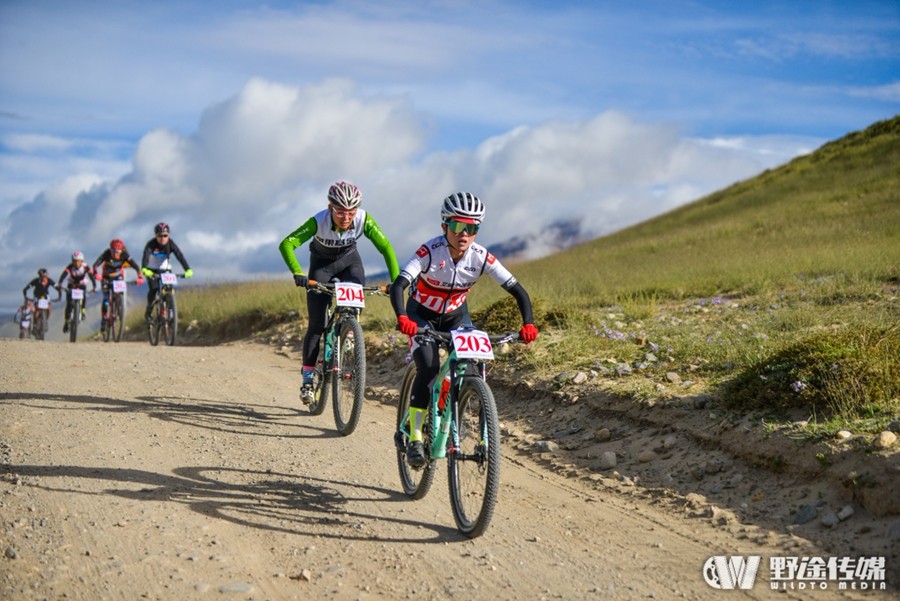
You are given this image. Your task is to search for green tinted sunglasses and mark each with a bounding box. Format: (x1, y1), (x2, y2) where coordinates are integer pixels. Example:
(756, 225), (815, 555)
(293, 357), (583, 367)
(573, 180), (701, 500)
(444, 220), (480, 235)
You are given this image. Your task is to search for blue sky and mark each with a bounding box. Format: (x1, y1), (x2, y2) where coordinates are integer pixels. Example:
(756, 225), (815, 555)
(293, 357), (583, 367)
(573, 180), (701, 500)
(0, 0), (897, 314)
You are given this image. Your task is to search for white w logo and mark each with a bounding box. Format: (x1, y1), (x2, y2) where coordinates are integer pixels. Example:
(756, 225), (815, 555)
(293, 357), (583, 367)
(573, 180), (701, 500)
(703, 556), (761, 590)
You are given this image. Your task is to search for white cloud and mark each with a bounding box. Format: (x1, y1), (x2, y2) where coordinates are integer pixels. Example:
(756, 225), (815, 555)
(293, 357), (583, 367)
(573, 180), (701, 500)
(0, 77), (825, 312)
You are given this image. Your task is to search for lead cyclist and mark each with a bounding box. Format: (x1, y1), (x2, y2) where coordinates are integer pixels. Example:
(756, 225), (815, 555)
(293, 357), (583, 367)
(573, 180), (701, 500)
(388, 192), (539, 467)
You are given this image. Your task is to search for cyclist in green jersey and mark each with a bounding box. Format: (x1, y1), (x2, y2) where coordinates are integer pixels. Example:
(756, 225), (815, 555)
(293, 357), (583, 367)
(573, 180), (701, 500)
(279, 181), (400, 402)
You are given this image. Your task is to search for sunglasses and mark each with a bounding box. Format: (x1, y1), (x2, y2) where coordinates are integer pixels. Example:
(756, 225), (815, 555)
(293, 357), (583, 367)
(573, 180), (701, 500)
(156, 233), (169, 238)
(444, 220), (480, 235)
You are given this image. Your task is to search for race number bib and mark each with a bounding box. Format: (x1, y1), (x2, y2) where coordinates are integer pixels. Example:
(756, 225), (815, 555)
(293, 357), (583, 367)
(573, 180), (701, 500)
(112, 280), (127, 293)
(21, 320), (30, 328)
(37, 299), (49, 310)
(160, 273), (178, 286)
(451, 329), (494, 360)
(71, 288), (84, 300)
(335, 282), (365, 308)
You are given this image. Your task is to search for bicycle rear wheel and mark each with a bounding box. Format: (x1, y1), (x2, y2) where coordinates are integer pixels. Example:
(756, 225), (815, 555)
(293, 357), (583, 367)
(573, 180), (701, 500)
(448, 377), (501, 538)
(396, 363), (436, 499)
(112, 294), (124, 342)
(306, 362), (329, 415)
(162, 292), (177, 346)
(332, 317), (366, 436)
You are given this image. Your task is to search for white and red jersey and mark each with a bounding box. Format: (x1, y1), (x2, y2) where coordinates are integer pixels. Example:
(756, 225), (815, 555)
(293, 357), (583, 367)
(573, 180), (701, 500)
(400, 235), (516, 314)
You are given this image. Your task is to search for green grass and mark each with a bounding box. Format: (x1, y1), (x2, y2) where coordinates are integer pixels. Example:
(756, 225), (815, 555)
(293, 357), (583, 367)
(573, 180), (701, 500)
(129, 116), (900, 435)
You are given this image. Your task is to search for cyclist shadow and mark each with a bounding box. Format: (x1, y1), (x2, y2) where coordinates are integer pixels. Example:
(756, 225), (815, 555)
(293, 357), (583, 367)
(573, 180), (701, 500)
(10, 463), (462, 543)
(1, 391), (347, 442)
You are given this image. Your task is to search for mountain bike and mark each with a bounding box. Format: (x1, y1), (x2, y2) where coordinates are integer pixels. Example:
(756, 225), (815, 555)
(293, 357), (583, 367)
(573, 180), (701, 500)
(65, 285), (92, 343)
(147, 270), (182, 347)
(101, 279), (128, 343)
(394, 326), (522, 538)
(26, 289), (61, 340)
(304, 280), (387, 436)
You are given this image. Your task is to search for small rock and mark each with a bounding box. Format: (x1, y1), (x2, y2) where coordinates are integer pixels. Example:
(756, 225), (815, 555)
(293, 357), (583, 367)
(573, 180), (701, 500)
(533, 440), (559, 453)
(835, 430), (852, 440)
(5, 546), (17, 559)
(665, 372), (681, 383)
(615, 363), (633, 377)
(874, 431), (897, 449)
(637, 450), (657, 463)
(837, 504), (855, 521)
(793, 504), (817, 525)
(820, 513), (840, 528)
(594, 428), (611, 442)
(598, 451), (617, 469)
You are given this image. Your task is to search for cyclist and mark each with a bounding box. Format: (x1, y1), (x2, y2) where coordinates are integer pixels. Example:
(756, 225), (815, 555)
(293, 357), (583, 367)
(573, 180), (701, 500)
(140, 222), (192, 322)
(57, 251), (98, 333)
(93, 238), (144, 332)
(23, 268), (57, 318)
(279, 181), (400, 402)
(14, 299), (35, 338)
(389, 192), (539, 466)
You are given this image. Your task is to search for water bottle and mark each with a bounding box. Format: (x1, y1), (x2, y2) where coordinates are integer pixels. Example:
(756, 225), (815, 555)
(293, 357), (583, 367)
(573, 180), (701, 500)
(438, 374), (450, 410)
(324, 330), (333, 362)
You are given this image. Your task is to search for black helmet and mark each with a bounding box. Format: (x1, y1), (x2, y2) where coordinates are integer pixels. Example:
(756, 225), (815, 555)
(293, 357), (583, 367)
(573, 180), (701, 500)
(154, 222), (170, 235)
(38, 268), (48, 277)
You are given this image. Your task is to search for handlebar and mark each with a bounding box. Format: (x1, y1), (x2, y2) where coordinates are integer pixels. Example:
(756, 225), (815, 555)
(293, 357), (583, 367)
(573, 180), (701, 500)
(26, 290), (63, 303)
(307, 279), (388, 295)
(413, 324), (522, 345)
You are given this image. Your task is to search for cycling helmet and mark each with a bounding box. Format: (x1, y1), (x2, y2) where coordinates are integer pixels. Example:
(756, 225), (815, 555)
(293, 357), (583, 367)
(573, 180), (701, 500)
(441, 192), (485, 224)
(72, 250), (85, 262)
(154, 222), (170, 235)
(327, 181), (362, 210)
(110, 238), (125, 251)
(38, 268), (48, 277)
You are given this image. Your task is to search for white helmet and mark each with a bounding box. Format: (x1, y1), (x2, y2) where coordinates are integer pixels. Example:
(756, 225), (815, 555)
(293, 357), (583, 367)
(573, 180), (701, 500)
(441, 192), (485, 223)
(72, 250), (85, 262)
(327, 181), (362, 210)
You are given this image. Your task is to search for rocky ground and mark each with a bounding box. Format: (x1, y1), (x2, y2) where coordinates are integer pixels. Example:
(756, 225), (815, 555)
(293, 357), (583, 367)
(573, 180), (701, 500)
(1, 332), (898, 600)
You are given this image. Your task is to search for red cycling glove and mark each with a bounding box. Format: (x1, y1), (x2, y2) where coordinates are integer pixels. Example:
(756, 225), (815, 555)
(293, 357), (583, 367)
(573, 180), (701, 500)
(397, 316), (418, 337)
(519, 323), (539, 343)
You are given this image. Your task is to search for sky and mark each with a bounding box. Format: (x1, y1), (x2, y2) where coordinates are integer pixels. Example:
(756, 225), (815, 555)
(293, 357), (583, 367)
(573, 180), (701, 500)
(1, 0), (898, 315)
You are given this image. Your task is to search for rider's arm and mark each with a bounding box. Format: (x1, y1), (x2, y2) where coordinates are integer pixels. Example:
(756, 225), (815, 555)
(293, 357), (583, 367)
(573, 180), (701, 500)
(389, 274), (412, 316)
(278, 217), (317, 275)
(363, 213), (400, 281)
(57, 269), (69, 287)
(23, 280), (33, 299)
(168, 240), (190, 271)
(504, 281), (535, 326)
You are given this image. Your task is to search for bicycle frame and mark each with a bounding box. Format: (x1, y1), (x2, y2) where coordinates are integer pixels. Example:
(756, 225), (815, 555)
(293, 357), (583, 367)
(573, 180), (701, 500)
(395, 325), (520, 537)
(305, 279), (387, 435)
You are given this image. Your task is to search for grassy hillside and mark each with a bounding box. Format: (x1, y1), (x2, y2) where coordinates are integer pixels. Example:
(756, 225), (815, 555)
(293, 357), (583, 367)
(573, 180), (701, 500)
(130, 116), (900, 433)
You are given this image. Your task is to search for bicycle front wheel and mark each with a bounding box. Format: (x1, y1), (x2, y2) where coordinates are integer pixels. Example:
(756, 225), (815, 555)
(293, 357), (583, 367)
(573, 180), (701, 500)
(162, 292), (177, 346)
(148, 299), (160, 346)
(34, 312), (45, 340)
(396, 363), (436, 499)
(69, 299), (81, 343)
(102, 300), (112, 343)
(332, 317), (366, 436)
(112, 294), (124, 342)
(448, 377), (501, 538)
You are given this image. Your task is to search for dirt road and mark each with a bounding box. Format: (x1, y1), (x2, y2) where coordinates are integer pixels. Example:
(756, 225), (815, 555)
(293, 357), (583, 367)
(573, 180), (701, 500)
(0, 339), (894, 599)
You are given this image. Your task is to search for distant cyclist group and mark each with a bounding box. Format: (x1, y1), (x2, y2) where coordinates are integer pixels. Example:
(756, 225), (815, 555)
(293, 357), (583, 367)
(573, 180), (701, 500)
(18, 222), (192, 340)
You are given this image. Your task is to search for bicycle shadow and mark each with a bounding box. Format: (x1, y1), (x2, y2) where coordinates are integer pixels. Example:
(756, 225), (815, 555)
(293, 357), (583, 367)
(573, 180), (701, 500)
(7, 463), (463, 543)
(2, 392), (471, 543)
(0, 391), (343, 441)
